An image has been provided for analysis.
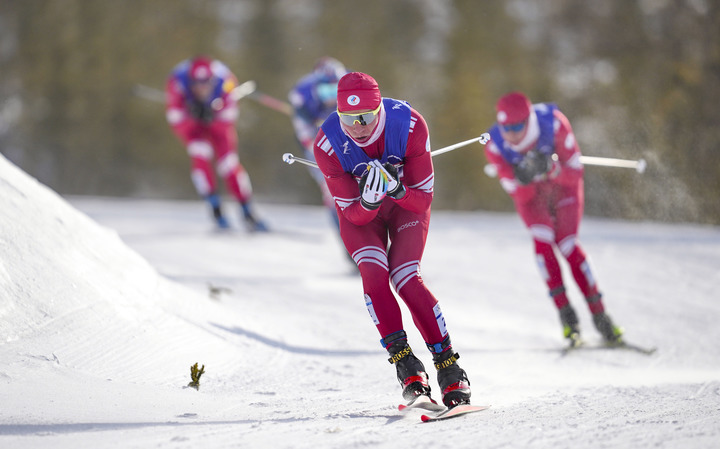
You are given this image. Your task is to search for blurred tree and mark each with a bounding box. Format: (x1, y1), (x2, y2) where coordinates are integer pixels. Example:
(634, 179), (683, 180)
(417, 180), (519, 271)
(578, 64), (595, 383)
(0, 0), (718, 223)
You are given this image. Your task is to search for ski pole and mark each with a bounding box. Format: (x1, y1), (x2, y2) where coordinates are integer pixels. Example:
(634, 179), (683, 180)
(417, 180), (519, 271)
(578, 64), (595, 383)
(282, 153), (318, 168)
(577, 156), (647, 173)
(229, 80), (258, 101)
(246, 91), (294, 116)
(429, 133), (490, 157)
(283, 133), (491, 169)
(132, 84), (166, 103)
(133, 80), (258, 104)
(483, 155), (647, 178)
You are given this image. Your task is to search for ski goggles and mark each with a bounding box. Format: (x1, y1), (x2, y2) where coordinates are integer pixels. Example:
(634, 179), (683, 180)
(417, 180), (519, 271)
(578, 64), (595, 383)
(337, 104), (382, 126)
(502, 121), (526, 133)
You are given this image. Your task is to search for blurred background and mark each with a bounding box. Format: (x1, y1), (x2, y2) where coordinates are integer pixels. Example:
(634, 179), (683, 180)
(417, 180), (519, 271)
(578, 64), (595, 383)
(1, 0), (718, 224)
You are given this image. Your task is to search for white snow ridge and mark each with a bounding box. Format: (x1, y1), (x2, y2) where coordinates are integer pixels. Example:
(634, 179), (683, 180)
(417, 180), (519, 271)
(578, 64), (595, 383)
(1, 152), (719, 449)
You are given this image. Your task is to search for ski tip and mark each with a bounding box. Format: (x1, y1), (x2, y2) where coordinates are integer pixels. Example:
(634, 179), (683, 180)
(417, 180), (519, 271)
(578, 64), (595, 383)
(633, 345), (658, 355)
(420, 414), (432, 422)
(602, 341), (659, 355)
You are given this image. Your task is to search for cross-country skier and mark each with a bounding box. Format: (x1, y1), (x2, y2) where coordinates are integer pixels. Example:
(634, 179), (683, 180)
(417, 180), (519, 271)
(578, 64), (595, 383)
(288, 57), (347, 230)
(165, 56), (267, 231)
(484, 91), (623, 345)
(313, 72), (472, 408)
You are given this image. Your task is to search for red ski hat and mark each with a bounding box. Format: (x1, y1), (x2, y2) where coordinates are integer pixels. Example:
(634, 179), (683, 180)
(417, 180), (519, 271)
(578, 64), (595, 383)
(189, 57), (213, 82)
(496, 91), (532, 125)
(337, 72), (382, 112)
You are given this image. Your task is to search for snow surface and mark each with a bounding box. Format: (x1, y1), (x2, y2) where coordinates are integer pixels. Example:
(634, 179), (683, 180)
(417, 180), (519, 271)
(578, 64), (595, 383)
(1, 152), (719, 449)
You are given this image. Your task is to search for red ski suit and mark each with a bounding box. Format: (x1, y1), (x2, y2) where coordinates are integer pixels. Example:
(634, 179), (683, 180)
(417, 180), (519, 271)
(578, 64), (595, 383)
(165, 59), (253, 203)
(313, 105), (450, 346)
(485, 106), (604, 312)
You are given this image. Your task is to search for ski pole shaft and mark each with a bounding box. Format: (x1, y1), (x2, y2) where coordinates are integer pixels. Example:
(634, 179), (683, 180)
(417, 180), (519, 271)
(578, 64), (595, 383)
(483, 155), (647, 178)
(132, 84), (166, 103)
(282, 133), (490, 169)
(133, 80), (257, 104)
(430, 133), (490, 157)
(246, 91), (294, 116)
(229, 80), (257, 101)
(283, 153), (318, 168)
(578, 156), (647, 173)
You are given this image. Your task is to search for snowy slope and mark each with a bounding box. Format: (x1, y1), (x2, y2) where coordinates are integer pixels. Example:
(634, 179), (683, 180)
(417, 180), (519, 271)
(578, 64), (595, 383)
(1, 152), (719, 449)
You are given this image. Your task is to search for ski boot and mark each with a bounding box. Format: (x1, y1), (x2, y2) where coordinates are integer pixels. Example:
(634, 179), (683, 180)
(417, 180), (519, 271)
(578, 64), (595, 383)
(244, 213), (269, 232)
(384, 331), (431, 401)
(206, 194), (230, 229)
(241, 203), (269, 232)
(215, 214), (230, 229)
(592, 312), (624, 344)
(558, 305), (581, 347)
(429, 337), (471, 408)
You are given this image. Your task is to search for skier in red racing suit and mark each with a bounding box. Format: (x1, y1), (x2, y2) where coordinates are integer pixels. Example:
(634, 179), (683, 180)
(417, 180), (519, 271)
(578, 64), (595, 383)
(313, 72), (472, 408)
(484, 91), (623, 345)
(165, 56), (267, 231)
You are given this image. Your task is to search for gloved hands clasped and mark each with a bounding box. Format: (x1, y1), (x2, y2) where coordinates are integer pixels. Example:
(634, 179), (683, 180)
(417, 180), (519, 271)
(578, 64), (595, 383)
(382, 162), (405, 199)
(513, 150), (558, 185)
(359, 160), (405, 210)
(189, 101), (214, 123)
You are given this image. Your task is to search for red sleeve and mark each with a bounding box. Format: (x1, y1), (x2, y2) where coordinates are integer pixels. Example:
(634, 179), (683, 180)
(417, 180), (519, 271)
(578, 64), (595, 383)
(484, 138), (536, 204)
(313, 130), (379, 226)
(551, 109), (583, 187)
(391, 109), (433, 214)
(165, 76), (196, 142)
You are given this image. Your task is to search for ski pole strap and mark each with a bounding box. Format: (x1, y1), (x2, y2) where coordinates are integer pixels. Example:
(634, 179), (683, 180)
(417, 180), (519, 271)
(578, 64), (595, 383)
(426, 335), (452, 355)
(380, 330), (408, 349)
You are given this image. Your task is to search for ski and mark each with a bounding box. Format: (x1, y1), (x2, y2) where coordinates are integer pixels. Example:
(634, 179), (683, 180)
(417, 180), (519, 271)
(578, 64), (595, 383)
(398, 394), (446, 413)
(561, 340), (657, 356)
(620, 342), (658, 355)
(420, 404), (491, 423)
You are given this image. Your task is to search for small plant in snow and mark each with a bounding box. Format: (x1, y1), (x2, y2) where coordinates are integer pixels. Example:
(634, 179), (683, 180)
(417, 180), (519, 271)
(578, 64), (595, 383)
(187, 363), (205, 390)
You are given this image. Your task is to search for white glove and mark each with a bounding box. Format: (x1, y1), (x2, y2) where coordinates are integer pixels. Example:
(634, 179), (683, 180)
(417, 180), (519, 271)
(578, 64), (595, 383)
(372, 160), (404, 199)
(359, 162), (388, 210)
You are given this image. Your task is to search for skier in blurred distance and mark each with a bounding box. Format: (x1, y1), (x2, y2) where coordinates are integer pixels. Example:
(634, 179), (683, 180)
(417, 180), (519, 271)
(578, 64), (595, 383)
(165, 56), (267, 231)
(484, 91), (623, 346)
(313, 72), (471, 408)
(288, 57), (347, 230)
